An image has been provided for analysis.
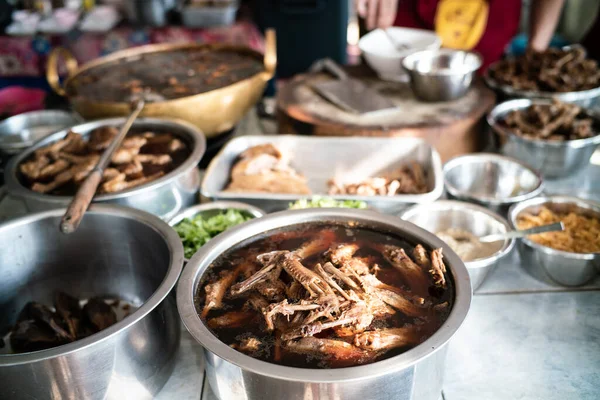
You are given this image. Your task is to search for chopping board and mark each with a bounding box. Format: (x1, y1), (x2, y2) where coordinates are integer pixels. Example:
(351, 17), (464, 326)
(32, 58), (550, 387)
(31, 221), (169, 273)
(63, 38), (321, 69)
(276, 66), (496, 162)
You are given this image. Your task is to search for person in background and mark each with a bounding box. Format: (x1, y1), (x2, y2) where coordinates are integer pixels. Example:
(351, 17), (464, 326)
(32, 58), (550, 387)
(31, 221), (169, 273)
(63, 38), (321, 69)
(355, 0), (522, 69)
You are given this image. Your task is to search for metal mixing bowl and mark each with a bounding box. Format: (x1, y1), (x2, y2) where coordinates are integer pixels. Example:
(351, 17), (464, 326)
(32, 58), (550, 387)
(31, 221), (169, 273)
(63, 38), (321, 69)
(0, 110), (81, 156)
(401, 200), (514, 290)
(177, 208), (471, 400)
(0, 205), (184, 400)
(444, 153), (544, 214)
(402, 49), (482, 102)
(168, 200), (266, 262)
(508, 196), (600, 286)
(4, 117), (206, 220)
(488, 98), (600, 178)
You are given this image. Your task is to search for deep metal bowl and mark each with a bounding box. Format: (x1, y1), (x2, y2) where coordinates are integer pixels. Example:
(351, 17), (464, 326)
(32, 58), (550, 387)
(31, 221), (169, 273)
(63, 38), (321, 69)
(402, 49), (482, 102)
(168, 200), (266, 262)
(488, 98), (600, 178)
(177, 208), (471, 400)
(508, 196), (600, 286)
(4, 117), (206, 220)
(443, 153), (544, 214)
(0, 110), (82, 155)
(401, 200), (514, 290)
(0, 205), (184, 400)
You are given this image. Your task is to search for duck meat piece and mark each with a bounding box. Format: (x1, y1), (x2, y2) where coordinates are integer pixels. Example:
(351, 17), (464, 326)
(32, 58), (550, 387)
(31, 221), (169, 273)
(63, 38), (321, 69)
(327, 243), (360, 265)
(102, 171), (163, 193)
(59, 153), (99, 165)
(10, 320), (62, 353)
(135, 154), (172, 165)
(245, 294), (270, 312)
(19, 156), (51, 180)
(280, 254), (333, 298)
(235, 337), (263, 354)
(284, 337), (370, 363)
(412, 245), (431, 270)
(18, 302), (73, 341)
(72, 157), (101, 183)
(202, 264), (247, 318)
(226, 171), (311, 195)
(88, 126), (119, 151)
(54, 292), (83, 339)
(353, 327), (421, 351)
(231, 153), (282, 178)
(255, 278), (287, 301)
(38, 159), (71, 179)
(121, 136), (147, 150)
(100, 172), (126, 192)
(141, 134), (185, 154)
(294, 230), (336, 260)
(102, 168), (121, 182)
(315, 264), (352, 301)
(118, 159), (143, 178)
(381, 245), (430, 297)
(240, 143), (282, 160)
(370, 287), (426, 317)
(207, 311), (256, 329)
(111, 147), (141, 164)
(31, 166), (77, 193)
(429, 248), (447, 288)
(83, 298), (117, 332)
(34, 131), (81, 158)
(263, 299), (321, 331)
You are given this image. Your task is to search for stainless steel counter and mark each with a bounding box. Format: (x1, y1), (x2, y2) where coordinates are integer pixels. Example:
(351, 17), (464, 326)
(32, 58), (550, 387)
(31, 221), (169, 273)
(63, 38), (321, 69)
(1, 110), (599, 399)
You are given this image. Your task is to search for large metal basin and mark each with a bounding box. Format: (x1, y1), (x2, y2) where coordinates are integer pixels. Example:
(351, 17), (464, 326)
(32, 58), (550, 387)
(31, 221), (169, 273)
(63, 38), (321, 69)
(177, 208), (471, 400)
(0, 205), (184, 400)
(4, 117), (205, 220)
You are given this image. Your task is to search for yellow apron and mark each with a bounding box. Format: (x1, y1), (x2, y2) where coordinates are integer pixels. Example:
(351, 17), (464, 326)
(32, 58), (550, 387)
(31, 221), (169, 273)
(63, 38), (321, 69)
(434, 0), (489, 50)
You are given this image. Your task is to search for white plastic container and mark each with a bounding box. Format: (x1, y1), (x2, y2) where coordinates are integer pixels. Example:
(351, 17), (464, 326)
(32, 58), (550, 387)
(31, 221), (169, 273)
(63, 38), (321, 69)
(182, 1), (239, 28)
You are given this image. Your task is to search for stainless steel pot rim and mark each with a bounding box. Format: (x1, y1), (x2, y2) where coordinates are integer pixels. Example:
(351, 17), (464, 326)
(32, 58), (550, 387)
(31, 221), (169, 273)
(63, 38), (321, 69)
(483, 69), (600, 100)
(487, 98), (600, 149)
(0, 204), (184, 366)
(400, 200), (515, 269)
(168, 201), (266, 227)
(4, 117), (206, 203)
(402, 49), (483, 76)
(443, 153), (545, 205)
(508, 195), (600, 260)
(177, 208), (472, 383)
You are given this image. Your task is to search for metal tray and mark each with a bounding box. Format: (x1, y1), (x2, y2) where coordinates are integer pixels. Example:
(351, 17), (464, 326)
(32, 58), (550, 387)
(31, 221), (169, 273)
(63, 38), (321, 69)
(201, 135), (444, 213)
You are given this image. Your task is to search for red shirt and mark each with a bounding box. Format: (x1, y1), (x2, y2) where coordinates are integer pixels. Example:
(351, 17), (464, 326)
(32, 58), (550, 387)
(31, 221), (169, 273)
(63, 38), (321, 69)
(394, 0), (521, 70)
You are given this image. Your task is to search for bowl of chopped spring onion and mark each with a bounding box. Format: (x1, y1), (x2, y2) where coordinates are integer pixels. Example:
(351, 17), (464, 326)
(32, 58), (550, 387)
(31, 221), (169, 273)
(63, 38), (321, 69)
(169, 201), (266, 261)
(288, 197), (369, 210)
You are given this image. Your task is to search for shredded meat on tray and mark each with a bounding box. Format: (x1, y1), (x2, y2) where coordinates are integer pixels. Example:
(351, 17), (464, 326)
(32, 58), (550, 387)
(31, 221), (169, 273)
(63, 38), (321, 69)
(199, 225), (452, 369)
(19, 127), (189, 195)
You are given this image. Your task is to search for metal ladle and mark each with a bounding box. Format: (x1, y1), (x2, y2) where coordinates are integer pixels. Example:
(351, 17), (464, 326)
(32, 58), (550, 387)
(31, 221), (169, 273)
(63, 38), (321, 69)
(60, 100), (146, 234)
(478, 222), (565, 243)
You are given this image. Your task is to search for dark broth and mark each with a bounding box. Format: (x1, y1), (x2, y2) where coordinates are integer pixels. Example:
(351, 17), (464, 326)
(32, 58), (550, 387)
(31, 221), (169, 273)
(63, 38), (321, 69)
(196, 223), (454, 369)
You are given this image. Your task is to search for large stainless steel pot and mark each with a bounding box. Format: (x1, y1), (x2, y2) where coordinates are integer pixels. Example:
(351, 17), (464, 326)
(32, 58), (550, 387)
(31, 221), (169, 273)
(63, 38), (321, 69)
(177, 208), (472, 400)
(46, 31), (276, 138)
(4, 117), (205, 220)
(0, 205), (184, 400)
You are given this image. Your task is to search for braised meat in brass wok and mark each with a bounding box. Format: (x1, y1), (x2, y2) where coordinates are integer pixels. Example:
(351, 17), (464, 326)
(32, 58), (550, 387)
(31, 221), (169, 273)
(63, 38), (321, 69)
(19, 127), (190, 195)
(197, 224), (453, 368)
(70, 49), (264, 102)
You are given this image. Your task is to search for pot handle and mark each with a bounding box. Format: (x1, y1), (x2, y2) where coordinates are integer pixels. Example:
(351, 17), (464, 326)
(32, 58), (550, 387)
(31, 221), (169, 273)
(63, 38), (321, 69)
(262, 28), (277, 81)
(46, 47), (79, 97)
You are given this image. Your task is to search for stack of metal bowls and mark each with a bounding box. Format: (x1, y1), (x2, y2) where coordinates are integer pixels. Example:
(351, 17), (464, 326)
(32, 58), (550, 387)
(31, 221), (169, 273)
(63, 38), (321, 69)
(177, 209), (471, 400)
(443, 153), (544, 214)
(4, 117), (206, 220)
(488, 99), (600, 178)
(508, 196), (600, 286)
(0, 205), (184, 400)
(402, 200), (514, 290)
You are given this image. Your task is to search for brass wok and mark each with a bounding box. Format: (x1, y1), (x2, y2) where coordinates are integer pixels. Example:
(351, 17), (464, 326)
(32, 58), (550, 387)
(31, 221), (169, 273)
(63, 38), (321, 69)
(46, 30), (276, 138)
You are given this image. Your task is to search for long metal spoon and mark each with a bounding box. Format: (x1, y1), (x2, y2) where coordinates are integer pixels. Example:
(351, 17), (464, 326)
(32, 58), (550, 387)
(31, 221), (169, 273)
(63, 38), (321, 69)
(478, 222), (565, 243)
(60, 100), (145, 234)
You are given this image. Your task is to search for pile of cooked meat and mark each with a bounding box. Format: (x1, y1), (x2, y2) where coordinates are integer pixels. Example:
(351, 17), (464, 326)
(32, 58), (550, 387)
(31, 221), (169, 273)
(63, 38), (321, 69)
(501, 99), (598, 141)
(5, 292), (123, 354)
(488, 47), (600, 92)
(328, 163), (428, 196)
(225, 144), (311, 195)
(198, 224), (451, 368)
(19, 127), (189, 195)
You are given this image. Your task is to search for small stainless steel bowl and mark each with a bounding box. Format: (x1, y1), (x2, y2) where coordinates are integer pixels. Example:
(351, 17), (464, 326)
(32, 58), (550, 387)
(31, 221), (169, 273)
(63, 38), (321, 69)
(443, 153), (544, 214)
(488, 98), (600, 178)
(177, 208), (471, 400)
(4, 117), (206, 220)
(0, 205), (184, 400)
(402, 49), (482, 102)
(168, 201), (266, 262)
(401, 200), (514, 290)
(0, 110), (81, 155)
(508, 196), (600, 286)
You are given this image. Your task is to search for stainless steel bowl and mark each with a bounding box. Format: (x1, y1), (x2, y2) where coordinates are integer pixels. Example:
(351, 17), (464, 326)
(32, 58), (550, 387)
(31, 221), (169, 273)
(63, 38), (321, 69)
(402, 49), (482, 102)
(444, 153), (544, 214)
(177, 208), (471, 400)
(0, 110), (81, 155)
(168, 200), (266, 262)
(488, 98), (600, 178)
(4, 117), (206, 220)
(508, 196), (600, 286)
(401, 200), (514, 290)
(0, 205), (184, 400)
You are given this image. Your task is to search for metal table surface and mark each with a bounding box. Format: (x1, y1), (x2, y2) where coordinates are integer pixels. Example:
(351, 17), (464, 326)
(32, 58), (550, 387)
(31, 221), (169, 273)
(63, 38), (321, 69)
(1, 111), (599, 400)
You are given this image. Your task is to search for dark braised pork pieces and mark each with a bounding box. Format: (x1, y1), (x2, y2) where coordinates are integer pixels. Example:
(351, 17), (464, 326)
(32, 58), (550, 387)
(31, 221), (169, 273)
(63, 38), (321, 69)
(199, 226), (452, 368)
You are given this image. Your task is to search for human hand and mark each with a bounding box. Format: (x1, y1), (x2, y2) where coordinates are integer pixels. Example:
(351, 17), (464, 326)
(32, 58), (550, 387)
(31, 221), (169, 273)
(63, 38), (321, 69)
(355, 0), (399, 31)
